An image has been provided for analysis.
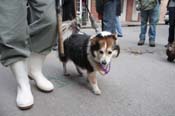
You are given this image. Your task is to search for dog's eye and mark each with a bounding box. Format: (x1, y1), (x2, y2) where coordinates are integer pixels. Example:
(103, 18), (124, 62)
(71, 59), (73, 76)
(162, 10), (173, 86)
(108, 51), (112, 54)
(99, 50), (104, 54)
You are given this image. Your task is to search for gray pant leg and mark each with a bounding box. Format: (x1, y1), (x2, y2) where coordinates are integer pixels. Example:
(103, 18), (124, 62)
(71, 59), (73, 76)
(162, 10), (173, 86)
(0, 0), (30, 66)
(28, 0), (57, 54)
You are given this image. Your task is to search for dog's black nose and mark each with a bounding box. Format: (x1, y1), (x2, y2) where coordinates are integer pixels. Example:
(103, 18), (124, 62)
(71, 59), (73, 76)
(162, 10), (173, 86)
(101, 60), (107, 65)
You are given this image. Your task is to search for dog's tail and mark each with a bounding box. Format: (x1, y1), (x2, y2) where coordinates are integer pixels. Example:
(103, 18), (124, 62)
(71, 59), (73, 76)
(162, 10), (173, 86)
(59, 52), (67, 63)
(58, 20), (80, 61)
(62, 20), (80, 41)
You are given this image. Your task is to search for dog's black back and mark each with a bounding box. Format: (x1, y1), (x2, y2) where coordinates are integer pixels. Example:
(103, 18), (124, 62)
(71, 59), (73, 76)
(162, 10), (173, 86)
(59, 33), (94, 72)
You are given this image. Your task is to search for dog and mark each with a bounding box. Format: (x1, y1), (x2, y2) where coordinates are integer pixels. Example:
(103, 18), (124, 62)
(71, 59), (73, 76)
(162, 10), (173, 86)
(166, 41), (175, 62)
(59, 30), (120, 95)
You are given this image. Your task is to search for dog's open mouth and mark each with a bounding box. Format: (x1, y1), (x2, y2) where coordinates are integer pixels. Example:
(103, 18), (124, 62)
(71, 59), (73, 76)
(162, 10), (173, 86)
(96, 62), (111, 75)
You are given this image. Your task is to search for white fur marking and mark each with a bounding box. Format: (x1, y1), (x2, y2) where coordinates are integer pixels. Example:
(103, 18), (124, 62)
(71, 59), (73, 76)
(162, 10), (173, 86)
(98, 31), (112, 37)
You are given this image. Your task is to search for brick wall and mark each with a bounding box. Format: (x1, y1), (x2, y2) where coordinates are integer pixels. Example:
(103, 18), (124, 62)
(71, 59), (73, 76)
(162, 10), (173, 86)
(160, 0), (168, 23)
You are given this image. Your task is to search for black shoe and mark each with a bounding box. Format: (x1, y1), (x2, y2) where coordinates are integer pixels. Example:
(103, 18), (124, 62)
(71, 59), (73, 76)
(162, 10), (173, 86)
(138, 39), (145, 46)
(118, 35), (123, 37)
(164, 43), (172, 48)
(149, 40), (155, 47)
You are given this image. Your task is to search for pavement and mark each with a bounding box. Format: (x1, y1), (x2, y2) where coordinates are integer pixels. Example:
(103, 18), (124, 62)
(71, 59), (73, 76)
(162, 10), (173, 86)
(0, 25), (175, 116)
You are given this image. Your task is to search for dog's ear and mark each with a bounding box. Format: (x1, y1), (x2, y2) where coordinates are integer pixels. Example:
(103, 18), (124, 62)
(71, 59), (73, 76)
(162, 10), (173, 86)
(111, 34), (117, 40)
(90, 36), (98, 45)
(113, 43), (120, 58)
(110, 34), (120, 57)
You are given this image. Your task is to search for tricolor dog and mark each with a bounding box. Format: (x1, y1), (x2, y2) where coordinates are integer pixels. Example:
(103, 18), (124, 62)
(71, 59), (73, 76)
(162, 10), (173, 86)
(59, 31), (120, 95)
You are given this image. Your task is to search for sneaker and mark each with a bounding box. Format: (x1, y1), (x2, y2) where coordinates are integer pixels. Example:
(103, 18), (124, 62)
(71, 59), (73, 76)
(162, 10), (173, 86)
(149, 40), (155, 47)
(138, 39), (145, 46)
(118, 35), (123, 37)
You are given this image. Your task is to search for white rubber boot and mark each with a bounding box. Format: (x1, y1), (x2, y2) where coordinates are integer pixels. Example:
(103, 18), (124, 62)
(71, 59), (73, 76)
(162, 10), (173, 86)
(28, 53), (54, 92)
(10, 60), (34, 110)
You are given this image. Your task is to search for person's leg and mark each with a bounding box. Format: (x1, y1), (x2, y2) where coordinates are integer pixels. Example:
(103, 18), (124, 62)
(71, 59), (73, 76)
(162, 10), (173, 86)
(10, 60), (34, 110)
(102, 0), (117, 33)
(115, 16), (123, 37)
(138, 10), (149, 45)
(0, 0), (30, 66)
(0, 0), (33, 109)
(148, 4), (160, 47)
(27, 0), (57, 91)
(28, 0), (57, 54)
(168, 7), (175, 44)
(27, 53), (54, 92)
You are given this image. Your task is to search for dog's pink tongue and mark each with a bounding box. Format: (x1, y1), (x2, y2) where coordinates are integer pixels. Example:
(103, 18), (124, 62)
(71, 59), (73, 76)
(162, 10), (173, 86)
(99, 63), (111, 75)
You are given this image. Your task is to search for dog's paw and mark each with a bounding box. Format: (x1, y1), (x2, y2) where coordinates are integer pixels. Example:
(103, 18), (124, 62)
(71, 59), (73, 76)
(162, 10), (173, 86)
(93, 88), (102, 95)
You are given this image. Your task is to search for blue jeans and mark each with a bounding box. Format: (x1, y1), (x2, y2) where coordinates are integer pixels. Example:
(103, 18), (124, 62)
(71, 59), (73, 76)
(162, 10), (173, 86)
(102, 0), (117, 33)
(139, 4), (160, 41)
(115, 16), (123, 36)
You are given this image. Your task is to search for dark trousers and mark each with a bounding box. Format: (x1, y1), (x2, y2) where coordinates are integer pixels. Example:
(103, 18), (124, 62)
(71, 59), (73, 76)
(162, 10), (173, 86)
(102, 0), (117, 33)
(168, 7), (175, 43)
